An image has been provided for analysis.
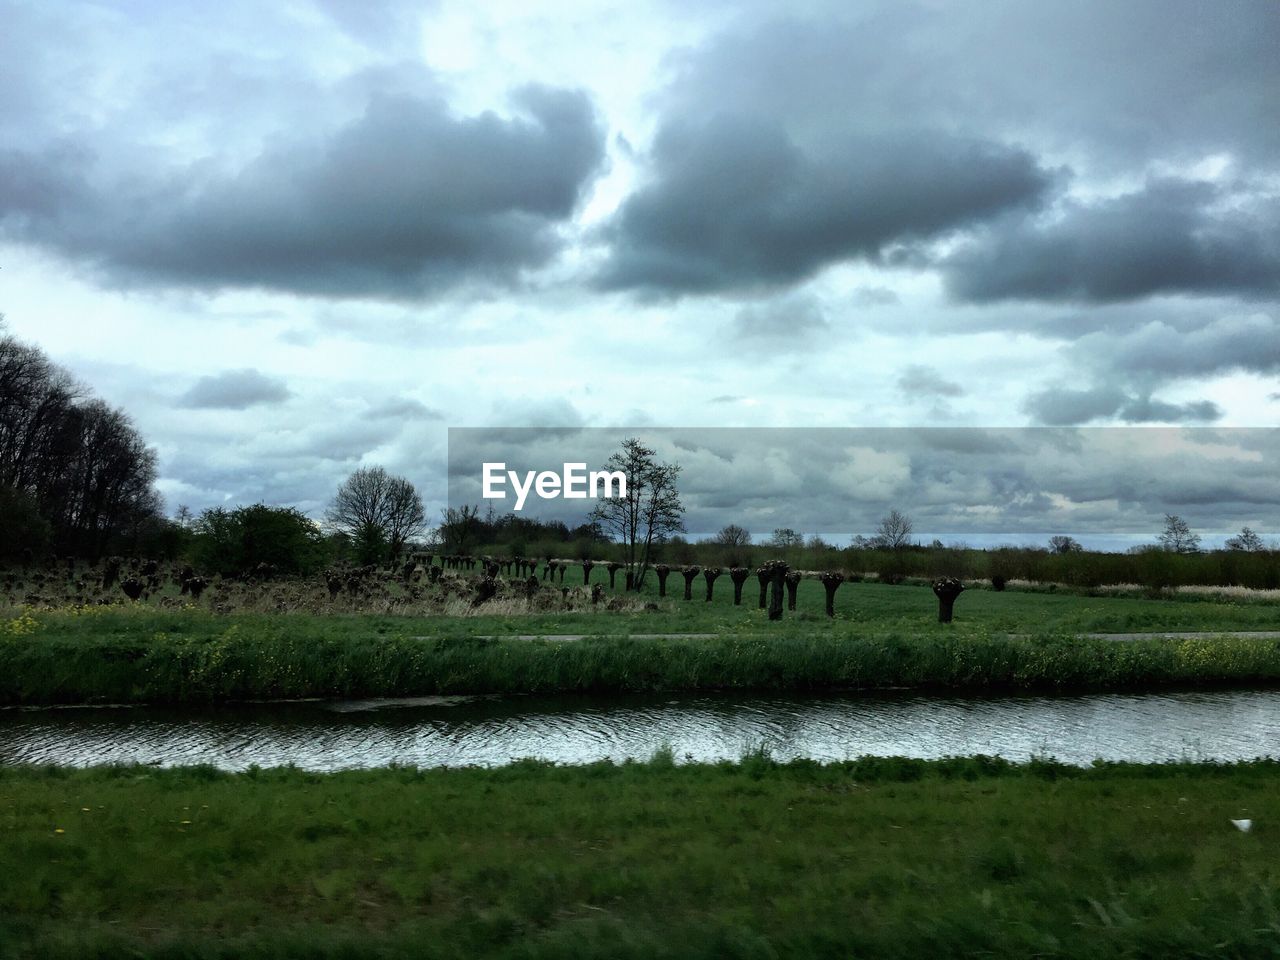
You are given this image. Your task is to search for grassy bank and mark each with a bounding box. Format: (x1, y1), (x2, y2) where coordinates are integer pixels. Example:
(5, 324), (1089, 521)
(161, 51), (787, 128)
(4, 601), (1280, 704)
(2, 757), (1278, 958)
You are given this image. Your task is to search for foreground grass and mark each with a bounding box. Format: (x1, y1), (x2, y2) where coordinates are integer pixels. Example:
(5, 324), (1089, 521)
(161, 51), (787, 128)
(1, 757), (1277, 958)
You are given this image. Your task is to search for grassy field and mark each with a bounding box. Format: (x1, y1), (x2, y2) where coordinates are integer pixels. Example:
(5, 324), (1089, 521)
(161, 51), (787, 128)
(9, 576), (1280, 635)
(4, 580), (1280, 704)
(2, 757), (1277, 958)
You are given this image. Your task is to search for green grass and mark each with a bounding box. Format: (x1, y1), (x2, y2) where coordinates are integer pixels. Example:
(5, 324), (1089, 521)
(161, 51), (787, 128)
(3, 580), (1280, 704)
(2, 757), (1278, 958)
(4, 616), (1280, 705)
(12, 576), (1280, 635)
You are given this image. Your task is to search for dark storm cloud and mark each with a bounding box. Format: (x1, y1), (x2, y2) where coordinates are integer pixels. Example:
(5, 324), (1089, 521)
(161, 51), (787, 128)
(1023, 386), (1222, 426)
(897, 366), (964, 399)
(595, 118), (1054, 296)
(942, 180), (1280, 304)
(179, 370), (292, 410)
(659, 2), (1280, 167)
(609, 0), (1280, 316)
(0, 86), (606, 299)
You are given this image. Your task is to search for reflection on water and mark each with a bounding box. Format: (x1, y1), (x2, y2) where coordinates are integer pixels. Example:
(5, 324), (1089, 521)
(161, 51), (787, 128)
(1, 689), (1278, 771)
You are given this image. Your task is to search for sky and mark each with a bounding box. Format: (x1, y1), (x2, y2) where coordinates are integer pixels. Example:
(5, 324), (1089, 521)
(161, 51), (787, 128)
(1, 0), (1278, 543)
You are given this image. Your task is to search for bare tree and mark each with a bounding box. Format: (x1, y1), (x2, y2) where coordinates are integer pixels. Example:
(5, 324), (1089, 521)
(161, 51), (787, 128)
(589, 437), (684, 589)
(438, 504), (481, 553)
(1, 323), (161, 557)
(327, 466), (425, 562)
(1157, 514), (1201, 554)
(1225, 526), (1265, 552)
(711, 524), (752, 548)
(874, 509), (914, 550)
(768, 528), (804, 548)
(1048, 535), (1083, 553)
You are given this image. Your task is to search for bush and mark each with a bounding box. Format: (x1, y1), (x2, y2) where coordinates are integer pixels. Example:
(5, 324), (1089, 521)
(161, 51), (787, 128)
(188, 504), (329, 577)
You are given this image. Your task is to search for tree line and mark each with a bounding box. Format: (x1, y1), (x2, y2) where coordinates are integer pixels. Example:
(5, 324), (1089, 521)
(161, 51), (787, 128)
(1, 319), (168, 559)
(4, 344), (1273, 597)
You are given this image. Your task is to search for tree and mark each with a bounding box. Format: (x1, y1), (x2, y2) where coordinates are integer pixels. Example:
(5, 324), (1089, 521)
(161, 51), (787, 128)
(1048, 535), (1083, 554)
(589, 437), (685, 589)
(0, 322), (162, 557)
(0, 484), (51, 560)
(768, 528), (804, 548)
(1157, 514), (1201, 554)
(874, 509), (914, 550)
(438, 504), (482, 553)
(327, 466), (425, 564)
(190, 504), (326, 576)
(711, 524), (752, 548)
(1225, 526), (1265, 552)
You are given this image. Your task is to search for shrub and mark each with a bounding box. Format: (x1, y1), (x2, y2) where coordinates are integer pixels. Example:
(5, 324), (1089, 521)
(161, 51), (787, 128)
(189, 504), (329, 577)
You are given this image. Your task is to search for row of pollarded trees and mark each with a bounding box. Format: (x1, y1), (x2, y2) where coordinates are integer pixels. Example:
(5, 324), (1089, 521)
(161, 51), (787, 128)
(433, 438), (688, 592)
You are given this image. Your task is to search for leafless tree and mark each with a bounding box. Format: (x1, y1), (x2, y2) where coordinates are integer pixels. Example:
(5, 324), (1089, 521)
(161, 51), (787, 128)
(1225, 526), (1265, 552)
(874, 509), (914, 550)
(327, 466), (425, 561)
(768, 528), (804, 548)
(589, 437), (684, 589)
(1048, 535), (1083, 553)
(438, 504), (481, 553)
(1158, 514), (1201, 554)
(1, 321), (161, 557)
(711, 524), (752, 548)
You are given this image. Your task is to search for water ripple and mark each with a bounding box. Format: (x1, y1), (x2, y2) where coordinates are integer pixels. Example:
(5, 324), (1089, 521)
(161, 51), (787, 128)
(1, 689), (1277, 770)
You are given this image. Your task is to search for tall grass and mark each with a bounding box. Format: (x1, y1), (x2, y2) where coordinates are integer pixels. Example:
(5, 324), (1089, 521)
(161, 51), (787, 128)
(4, 608), (1280, 704)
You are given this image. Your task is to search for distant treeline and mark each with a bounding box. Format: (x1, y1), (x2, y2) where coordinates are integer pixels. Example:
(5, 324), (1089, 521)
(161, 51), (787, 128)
(173, 504), (1280, 590)
(436, 505), (609, 557)
(461, 534), (1280, 592)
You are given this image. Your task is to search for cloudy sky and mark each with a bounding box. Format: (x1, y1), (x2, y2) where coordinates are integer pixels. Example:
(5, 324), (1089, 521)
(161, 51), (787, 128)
(1, 0), (1278, 540)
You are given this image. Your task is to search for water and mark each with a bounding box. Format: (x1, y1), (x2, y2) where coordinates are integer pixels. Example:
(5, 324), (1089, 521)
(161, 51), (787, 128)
(2, 689), (1277, 770)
